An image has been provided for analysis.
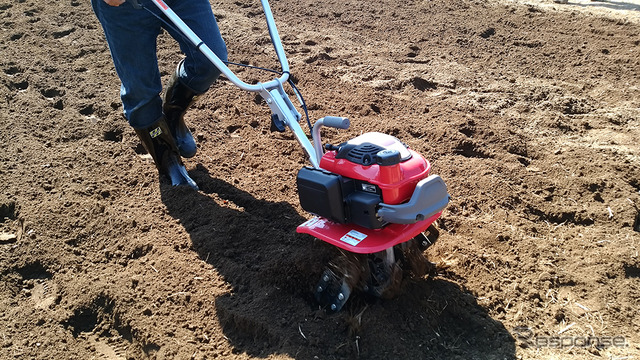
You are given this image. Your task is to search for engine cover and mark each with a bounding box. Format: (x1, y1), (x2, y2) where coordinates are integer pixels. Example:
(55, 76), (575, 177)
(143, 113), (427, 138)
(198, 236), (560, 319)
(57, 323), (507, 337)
(296, 132), (432, 230)
(320, 132), (431, 206)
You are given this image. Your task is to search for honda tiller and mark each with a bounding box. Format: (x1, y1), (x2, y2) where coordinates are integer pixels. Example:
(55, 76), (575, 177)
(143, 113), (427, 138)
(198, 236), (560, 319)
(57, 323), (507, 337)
(145, 0), (450, 312)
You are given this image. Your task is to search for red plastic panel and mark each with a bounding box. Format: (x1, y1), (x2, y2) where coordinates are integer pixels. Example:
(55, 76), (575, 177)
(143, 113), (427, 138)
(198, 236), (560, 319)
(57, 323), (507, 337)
(319, 149), (431, 205)
(297, 212), (442, 254)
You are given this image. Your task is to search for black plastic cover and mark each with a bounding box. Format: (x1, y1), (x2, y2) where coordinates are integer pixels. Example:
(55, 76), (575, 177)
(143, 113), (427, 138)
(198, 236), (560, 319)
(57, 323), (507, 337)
(335, 142), (385, 166)
(375, 149), (401, 166)
(297, 167), (384, 229)
(297, 167), (347, 223)
(346, 191), (383, 229)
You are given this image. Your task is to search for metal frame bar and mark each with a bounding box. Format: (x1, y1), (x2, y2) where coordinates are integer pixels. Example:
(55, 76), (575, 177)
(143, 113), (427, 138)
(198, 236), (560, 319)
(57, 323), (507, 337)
(149, 0), (289, 92)
(149, 0), (322, 167)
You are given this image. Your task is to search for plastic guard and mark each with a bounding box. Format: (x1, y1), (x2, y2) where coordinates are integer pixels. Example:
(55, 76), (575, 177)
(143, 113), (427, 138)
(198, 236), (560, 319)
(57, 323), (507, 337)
(377, 175), (450, 224)
(296, 212), (442, 254)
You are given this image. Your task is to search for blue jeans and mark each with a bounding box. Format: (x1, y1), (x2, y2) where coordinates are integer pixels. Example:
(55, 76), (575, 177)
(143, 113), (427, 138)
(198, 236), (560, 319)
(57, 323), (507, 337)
(91, 0), (228, 128)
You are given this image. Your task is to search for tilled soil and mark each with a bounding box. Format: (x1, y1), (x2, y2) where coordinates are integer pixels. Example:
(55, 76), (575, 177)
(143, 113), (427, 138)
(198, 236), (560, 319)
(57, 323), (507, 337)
(1, 0), (639, 359)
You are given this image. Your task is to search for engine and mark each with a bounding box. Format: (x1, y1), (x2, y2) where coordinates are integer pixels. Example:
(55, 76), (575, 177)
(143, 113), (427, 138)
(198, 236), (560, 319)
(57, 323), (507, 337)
(297, 132), (432, 229)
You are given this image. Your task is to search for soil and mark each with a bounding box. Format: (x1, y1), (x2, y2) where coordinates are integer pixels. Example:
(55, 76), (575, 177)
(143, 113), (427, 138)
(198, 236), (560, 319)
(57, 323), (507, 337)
(1, 0), (639, 359)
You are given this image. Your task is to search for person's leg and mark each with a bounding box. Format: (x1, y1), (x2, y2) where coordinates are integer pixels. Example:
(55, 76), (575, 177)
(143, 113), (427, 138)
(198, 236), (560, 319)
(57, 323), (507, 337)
(166, 0), (228, 93)
(160, 0), (228, 158)
(91, 0), (164, 128)
(134, 116), (198, 190)
(162, 61), (200, 158)
(91, 0), (197, 188)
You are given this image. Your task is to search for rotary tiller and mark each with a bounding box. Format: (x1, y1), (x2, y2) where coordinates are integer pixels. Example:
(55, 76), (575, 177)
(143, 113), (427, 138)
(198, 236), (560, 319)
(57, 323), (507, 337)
(144, 0), (450, 312)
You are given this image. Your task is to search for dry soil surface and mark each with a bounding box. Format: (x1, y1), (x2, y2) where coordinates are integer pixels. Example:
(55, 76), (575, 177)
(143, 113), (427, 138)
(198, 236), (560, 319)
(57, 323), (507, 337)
(1, 0), (639, 359)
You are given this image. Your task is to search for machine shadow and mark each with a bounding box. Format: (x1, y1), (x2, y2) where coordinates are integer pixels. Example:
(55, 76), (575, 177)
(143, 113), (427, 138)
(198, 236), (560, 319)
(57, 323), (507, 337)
(160, 165), (516, 359)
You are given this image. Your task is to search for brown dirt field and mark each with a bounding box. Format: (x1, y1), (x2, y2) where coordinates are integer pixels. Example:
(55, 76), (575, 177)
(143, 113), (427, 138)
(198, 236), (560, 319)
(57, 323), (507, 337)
(1, 0), (639, 359)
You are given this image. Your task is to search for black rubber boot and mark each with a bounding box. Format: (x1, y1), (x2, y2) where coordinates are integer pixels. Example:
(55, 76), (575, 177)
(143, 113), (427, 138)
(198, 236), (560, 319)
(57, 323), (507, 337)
(163, 60), (198, 158)
(135, 117), (198, 190)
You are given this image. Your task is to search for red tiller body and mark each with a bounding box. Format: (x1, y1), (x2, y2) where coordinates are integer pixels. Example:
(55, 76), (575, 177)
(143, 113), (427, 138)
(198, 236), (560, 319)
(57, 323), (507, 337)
(318, 149), (432, 205)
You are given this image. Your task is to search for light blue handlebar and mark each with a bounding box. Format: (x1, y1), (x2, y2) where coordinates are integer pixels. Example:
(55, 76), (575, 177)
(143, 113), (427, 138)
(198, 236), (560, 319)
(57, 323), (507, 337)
(150, 0), (341, 168)
(149, 0), (289, 92)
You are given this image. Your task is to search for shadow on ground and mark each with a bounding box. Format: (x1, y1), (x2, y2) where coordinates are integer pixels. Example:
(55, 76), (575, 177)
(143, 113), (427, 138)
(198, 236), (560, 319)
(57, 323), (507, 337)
(160, 165), (516, 359)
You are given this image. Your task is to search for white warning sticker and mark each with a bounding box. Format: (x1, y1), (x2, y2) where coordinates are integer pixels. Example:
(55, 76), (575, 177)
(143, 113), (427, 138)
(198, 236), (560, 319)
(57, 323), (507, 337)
(301, 217), (321, 228)
(339, 230), (368, 246)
